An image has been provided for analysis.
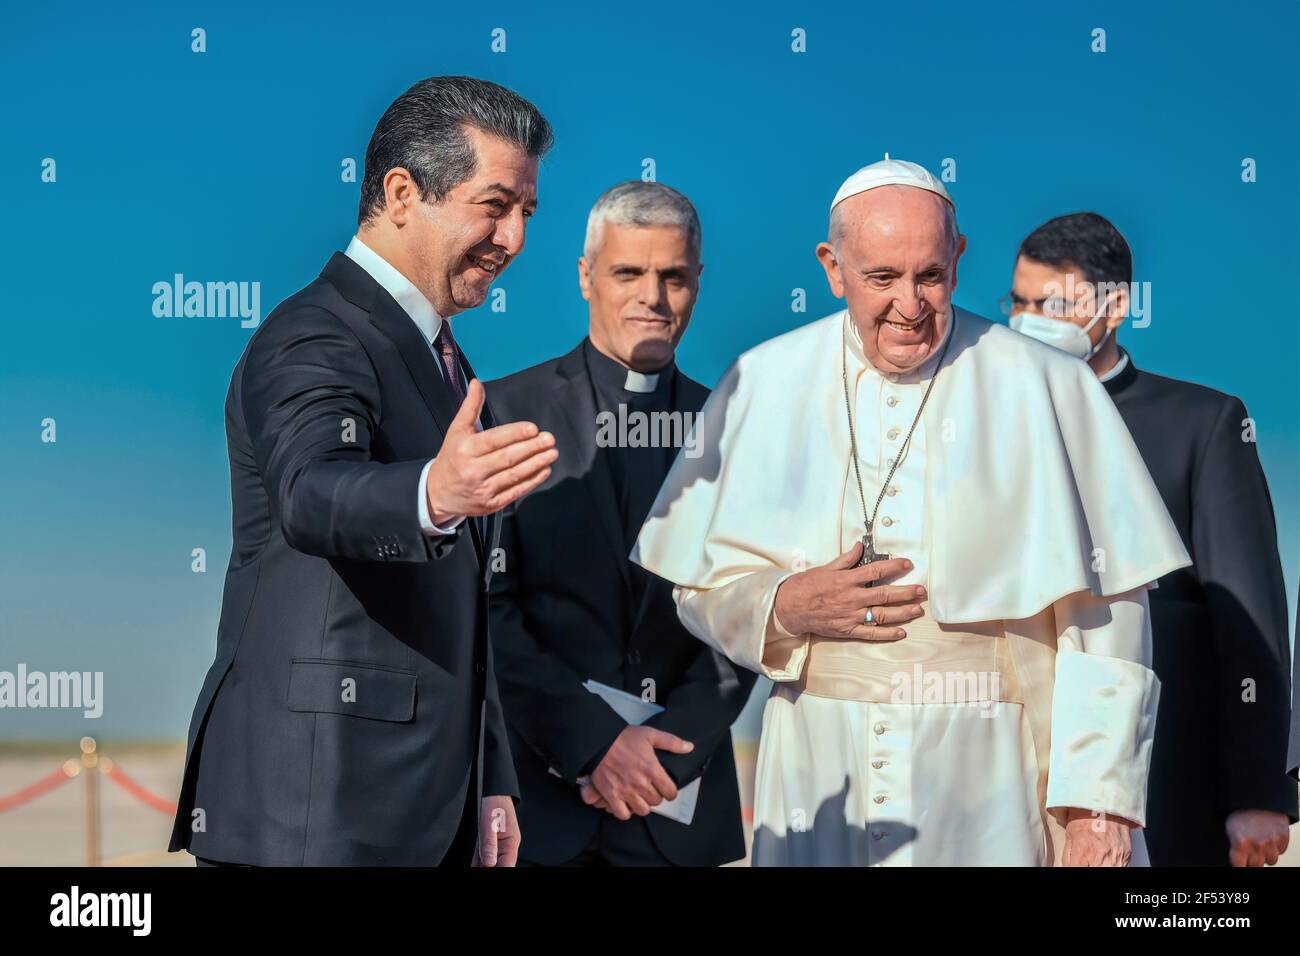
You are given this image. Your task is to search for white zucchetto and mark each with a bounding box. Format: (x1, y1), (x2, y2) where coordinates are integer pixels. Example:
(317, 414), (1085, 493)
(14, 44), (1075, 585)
(830, 157), (954, 213)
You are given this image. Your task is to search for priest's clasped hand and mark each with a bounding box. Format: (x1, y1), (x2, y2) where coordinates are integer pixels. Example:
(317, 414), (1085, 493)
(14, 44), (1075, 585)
(577, 725), (695, 820)
(772, 541), (925, 641)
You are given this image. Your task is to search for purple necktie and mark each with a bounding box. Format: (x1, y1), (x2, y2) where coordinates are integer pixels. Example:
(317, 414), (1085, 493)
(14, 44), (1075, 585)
(434, 320), (485, 540)
(434, 321), (466, 406)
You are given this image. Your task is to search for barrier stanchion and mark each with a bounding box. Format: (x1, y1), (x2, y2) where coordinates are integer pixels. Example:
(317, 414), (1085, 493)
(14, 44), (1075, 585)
(80, 737), (99, 867)
(1, 739), (183, 866)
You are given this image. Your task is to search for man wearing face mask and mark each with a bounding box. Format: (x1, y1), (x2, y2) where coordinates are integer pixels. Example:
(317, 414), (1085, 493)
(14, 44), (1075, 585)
(1007, 212), (1297, 866)
(634, 160), (1191, 866)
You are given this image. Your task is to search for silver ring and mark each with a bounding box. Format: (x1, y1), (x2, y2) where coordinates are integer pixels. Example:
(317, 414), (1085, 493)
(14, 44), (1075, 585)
(864, 608), (876, 626)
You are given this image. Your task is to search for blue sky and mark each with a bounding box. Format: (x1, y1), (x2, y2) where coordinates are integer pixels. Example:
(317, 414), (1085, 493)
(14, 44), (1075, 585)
(2, 0), (1296, 738)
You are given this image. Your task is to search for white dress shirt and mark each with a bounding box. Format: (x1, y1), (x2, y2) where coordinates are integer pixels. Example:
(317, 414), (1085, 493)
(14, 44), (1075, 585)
(344, 236), (468, 536)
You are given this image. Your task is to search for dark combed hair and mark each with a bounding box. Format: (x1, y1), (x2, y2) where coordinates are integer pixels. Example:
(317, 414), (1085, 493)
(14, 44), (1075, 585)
(1017, 212), (1132, 288)
(357, 75), (554, 226)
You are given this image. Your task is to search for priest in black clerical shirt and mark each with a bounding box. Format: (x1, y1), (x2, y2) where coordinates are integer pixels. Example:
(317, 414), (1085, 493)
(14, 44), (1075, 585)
(487, 181), (755, 866)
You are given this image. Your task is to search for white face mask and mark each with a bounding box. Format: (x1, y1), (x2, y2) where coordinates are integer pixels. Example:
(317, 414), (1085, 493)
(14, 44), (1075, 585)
(1008, 302), (1112, 360)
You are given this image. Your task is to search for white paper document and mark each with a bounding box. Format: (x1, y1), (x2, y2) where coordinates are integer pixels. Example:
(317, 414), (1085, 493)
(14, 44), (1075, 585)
(546, 678), (700, 825)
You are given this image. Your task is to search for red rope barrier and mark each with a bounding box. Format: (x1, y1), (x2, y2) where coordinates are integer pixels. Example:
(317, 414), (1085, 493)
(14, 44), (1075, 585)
(103, 761), (178, 816)
(0, 765), (74, 813)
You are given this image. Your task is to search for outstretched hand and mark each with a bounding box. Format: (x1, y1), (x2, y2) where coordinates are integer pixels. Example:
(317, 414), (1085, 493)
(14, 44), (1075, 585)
(425, 379), (558, 522)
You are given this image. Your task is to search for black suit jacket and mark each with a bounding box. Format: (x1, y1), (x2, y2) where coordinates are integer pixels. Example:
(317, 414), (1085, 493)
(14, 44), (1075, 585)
(1103, 354), (1298, 865)
(168, 252), (516, 866)
(1291, 609), (1300, 781)
(487, 341), (755, 866)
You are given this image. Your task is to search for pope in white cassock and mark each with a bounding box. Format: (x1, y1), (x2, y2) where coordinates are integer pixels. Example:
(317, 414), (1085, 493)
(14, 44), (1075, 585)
(630, 159), (1192, 866)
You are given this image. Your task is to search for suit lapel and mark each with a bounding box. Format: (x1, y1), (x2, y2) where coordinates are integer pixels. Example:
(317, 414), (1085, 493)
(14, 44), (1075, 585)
(626, 369), (709, 643)
(551, 344), (633, 591)
(321, 252), (486, 567)
(322, 253), (462, 438)
(460, 349), (493, 570)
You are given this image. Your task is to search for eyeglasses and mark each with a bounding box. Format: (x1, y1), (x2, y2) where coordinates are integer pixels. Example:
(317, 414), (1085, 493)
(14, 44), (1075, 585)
(998, 293), (1077, 318)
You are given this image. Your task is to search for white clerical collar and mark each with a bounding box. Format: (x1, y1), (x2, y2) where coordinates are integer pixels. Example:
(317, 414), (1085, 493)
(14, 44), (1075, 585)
(1098, 348), (1130, 384)
(344, 235), (444, 346)
(624, 369), (659, 393)
(846, 308), (953, 383)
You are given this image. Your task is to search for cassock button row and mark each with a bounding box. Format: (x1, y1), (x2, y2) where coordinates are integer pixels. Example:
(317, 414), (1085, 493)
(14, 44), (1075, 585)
(886, 427), (900, 441)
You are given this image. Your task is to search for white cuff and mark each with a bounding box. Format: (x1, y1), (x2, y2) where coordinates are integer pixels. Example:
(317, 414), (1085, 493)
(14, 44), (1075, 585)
(673, 569), (808, 682)
(1044, 650), (1161, 826)
(417, 458), (465, 536)
(771, 603), (798, 638)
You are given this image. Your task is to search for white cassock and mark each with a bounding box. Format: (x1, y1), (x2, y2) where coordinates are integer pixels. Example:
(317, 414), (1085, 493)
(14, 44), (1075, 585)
(631, 307), (1191, 866)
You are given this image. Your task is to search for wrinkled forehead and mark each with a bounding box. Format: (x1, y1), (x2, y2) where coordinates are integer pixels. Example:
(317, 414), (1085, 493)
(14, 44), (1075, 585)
(837, 183), (949, 224)
(462, 131), (540, 196)
(1013, 255), (1081, 292)
(832, 186), (955, 258)
(592, 221), (699, 261)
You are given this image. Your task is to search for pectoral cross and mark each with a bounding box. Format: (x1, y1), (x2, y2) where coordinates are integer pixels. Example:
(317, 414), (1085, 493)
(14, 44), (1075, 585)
(856, 532), (892, 568)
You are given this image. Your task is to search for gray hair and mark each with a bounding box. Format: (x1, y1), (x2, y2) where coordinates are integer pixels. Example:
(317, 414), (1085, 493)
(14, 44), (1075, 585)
(829, 190), (960, 257)
(583, 181), (701, 261)
(358, 75), (554, 225)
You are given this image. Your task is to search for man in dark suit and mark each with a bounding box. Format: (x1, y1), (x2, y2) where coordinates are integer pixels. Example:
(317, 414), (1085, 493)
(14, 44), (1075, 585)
(1006, 212), (1297, 866)
(168, 76), (558, 866)
(488, 181), (756, 865)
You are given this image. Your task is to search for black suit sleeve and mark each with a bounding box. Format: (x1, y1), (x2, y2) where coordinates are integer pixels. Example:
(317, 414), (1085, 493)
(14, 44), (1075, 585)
(1290, 608), (1300, 780)
(643, 641), (757, 787)
(481, 632), (520, 801)
(488, 506), (628, 784)
(241, 306), (460, 563)
(1192, 397), (1298, 819)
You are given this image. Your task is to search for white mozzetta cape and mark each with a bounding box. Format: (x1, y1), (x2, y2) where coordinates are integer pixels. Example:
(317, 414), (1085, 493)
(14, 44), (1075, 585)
(633, 310), (1192, 852)
(632, 308), (1190, 624)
